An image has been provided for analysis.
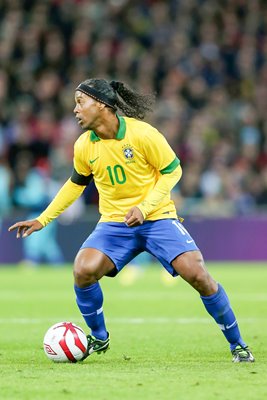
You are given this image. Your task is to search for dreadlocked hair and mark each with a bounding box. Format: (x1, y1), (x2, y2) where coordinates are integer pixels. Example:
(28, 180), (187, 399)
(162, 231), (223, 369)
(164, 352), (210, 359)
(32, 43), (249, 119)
(81, 78), (155, 120)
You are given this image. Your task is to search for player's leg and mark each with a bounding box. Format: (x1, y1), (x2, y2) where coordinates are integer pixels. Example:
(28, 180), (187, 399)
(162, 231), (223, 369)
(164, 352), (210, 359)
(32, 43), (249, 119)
(73, 247), (115, 358)
(73, 222), (141, 358)
(171, 250), (254, 361)
(74, 247), (115, 341)
(74, 247), (116, 287)
(142, 219), (254, 362)
(171, 250), (216, 295)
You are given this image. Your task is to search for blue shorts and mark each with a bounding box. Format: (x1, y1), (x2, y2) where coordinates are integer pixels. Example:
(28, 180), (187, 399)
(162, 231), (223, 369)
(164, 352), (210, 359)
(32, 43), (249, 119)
(80, 219), (199, 277)
(81, 219), (199, 276)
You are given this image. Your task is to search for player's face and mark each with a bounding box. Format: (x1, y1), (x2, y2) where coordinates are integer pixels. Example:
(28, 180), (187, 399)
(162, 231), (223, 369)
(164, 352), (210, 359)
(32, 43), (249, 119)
(74, 91), (101, 129)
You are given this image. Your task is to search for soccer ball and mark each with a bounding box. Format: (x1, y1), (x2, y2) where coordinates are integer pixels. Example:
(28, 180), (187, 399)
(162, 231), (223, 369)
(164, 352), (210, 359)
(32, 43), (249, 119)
(43, 322), (88, 362)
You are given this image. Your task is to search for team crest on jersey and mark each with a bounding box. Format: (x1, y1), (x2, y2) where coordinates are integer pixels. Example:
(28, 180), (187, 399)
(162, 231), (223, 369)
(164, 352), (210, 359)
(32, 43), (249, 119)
(122, 144), (134, 160)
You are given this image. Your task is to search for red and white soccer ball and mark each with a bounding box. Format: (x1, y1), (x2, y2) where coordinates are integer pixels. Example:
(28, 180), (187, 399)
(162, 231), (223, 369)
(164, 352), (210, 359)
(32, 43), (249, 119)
(43, 322), (88, 363)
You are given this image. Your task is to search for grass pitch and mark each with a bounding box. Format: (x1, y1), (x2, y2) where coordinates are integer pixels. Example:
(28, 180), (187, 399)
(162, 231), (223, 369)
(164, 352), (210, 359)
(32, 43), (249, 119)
(0, 263), (266, 400)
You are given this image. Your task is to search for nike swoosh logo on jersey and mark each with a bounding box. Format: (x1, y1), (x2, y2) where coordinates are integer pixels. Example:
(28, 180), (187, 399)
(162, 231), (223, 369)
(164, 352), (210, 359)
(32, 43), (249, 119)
(186, 239), (194, 243)
(89, 156), (99, 164)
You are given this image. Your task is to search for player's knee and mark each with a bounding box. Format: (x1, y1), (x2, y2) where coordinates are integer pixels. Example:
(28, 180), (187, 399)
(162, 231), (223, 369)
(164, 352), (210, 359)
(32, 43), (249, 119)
(173, 251), (217, 295)
(190, 268), (208, 288)
(189, 268), (217, 295)
(73, 257), (98, 287)
(74, 265), (97, 287)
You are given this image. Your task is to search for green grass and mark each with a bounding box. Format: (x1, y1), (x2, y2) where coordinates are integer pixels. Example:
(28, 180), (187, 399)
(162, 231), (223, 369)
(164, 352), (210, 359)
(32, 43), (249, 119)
(0, 263), (266, 400)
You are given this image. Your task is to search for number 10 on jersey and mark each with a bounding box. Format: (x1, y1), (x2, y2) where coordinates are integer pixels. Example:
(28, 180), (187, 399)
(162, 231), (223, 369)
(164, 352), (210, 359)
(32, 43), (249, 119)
(106, 165), (126, 185)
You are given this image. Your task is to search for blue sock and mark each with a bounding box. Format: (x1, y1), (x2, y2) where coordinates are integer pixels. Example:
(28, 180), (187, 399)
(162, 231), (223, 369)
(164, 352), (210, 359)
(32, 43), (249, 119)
(74, 282), (108, 340)
(201, 283), (246, 351)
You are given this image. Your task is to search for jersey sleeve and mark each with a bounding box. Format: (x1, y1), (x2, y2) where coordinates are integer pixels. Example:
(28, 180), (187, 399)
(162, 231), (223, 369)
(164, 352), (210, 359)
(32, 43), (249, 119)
(73, 135), (92, 177)
(36, 179), (85, 226)
(140, 127), (180, 173)
(137, 165), (182, 219)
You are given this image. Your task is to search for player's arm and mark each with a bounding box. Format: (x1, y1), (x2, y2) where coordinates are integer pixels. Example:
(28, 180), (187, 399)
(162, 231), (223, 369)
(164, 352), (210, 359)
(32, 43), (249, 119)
(8, 135), (92, 238)
(36, 173), (91, 227)
(8, 173), (92, 237)
(136, 162), (182, 218)
(125, 127), (182, 227)
(125, 163), (182, 226)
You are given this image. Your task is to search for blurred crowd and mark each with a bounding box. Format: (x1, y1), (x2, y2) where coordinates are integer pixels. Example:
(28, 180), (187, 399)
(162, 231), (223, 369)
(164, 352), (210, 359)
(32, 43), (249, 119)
(1, 0), (267, 223)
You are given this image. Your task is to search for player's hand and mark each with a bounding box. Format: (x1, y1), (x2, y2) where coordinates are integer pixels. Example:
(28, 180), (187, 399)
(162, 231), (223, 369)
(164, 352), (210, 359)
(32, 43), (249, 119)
(125, 206), (144, 227)
(8, 219), (44, 238)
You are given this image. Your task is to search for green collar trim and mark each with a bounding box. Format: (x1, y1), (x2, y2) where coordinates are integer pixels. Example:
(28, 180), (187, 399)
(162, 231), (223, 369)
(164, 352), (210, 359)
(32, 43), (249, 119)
(90, 130), (100, 142)
(116, 116), (126, 140)
(90, 115), (126, 142)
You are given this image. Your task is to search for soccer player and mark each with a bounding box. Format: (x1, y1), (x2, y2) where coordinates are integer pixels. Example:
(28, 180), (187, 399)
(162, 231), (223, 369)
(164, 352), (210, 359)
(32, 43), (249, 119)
(9, 78), (254, 362)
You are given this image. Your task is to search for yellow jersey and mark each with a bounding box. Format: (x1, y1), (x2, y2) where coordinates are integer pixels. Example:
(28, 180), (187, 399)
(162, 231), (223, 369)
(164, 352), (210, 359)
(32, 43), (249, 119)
(73, 116), (180, 222)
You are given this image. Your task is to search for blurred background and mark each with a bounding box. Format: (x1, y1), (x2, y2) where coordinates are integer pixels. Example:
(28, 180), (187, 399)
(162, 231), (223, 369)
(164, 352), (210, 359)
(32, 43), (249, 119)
(0, 0), (267, 264)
